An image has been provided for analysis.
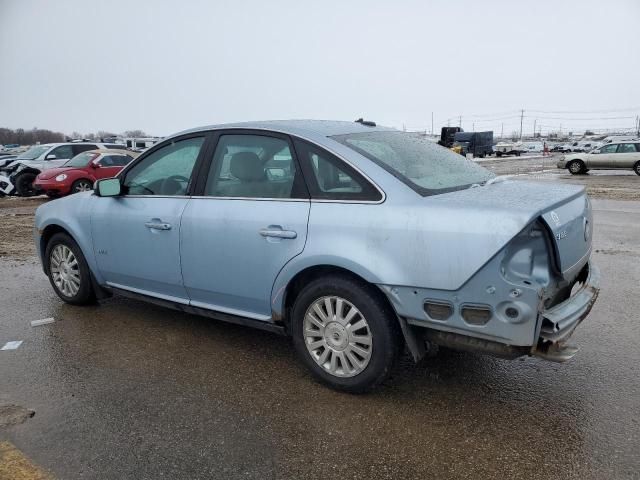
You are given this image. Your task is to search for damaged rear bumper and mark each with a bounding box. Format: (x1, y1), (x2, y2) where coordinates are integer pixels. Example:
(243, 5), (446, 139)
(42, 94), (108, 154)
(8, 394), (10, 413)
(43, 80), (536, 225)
(534, 261), (600, 361)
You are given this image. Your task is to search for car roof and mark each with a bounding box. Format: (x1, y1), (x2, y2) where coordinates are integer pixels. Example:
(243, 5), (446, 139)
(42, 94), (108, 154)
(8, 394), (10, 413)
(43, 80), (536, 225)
(171, 119), (394, 141)
(86, 149), (139, 156)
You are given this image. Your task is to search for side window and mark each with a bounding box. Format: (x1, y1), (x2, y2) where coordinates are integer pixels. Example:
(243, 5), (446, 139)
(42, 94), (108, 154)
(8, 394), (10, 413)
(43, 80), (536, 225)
(50, 145), (74, 159)
(72, 144), (97, 156)
(123, 136), (204, 196)
(293, 139), (382, 201)
(618, 143), (637, 153)
(204, 134), (306, 199)
(99, 154), (131, 167)
(599, 144), (618, 154)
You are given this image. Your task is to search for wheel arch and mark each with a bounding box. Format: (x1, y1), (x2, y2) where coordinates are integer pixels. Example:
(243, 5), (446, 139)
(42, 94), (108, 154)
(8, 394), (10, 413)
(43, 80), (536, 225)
(40, 224), (80, 273)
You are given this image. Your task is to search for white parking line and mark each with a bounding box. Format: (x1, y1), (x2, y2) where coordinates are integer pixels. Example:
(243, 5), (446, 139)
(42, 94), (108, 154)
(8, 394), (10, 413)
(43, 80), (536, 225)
(1, 341), (23, 350)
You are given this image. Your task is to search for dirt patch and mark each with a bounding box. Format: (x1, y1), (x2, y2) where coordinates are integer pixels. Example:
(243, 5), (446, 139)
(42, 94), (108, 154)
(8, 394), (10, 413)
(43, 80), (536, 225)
(0, 405), (35, 428)
(0, 212), (37, 259)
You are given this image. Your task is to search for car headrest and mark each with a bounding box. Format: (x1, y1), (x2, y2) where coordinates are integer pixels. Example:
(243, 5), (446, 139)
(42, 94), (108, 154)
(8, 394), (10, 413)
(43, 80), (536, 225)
(230, 151), (264, 182)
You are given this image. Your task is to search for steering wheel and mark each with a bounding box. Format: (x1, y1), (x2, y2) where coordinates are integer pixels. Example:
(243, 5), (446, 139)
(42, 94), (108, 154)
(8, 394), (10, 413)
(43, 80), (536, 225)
(161, 175), (189, 195)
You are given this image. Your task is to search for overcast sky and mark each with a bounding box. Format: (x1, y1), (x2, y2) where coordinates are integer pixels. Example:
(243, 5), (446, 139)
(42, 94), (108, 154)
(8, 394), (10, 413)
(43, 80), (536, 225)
(1, 0), (639, 137)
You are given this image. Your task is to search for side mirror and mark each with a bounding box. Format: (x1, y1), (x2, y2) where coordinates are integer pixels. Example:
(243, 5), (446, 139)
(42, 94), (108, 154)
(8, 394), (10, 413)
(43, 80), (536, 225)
(95, 178), (121, 197)
(90, 160), (100, 169)
(45, 154), (57, 160)
(591, 150), (599, 154)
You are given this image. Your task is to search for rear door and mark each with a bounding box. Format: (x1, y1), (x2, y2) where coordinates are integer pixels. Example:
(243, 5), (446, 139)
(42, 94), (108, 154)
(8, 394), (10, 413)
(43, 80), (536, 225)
(615, 143), (639, 168)
(180, 130), (310, 320)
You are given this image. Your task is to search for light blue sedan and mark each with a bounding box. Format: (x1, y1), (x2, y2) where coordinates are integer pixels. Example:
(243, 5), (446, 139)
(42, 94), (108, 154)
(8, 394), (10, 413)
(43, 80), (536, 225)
(34, 120), (600, 392)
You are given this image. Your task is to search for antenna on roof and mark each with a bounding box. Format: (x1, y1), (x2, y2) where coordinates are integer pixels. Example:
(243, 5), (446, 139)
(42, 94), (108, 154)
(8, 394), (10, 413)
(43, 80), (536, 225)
(355, 118), (376, 127)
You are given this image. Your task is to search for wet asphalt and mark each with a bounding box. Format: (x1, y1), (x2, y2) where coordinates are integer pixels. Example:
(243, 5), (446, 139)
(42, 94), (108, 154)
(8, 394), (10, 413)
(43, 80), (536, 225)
(0, 198), (639, 479)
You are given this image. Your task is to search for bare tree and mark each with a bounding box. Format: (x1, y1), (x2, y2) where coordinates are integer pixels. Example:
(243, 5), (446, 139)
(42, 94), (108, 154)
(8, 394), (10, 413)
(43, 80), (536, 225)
(122, 129), (147, 138)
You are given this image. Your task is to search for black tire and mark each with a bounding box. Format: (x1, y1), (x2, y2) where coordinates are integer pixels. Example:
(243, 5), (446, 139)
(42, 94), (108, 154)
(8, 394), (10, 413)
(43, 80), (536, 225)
(291, 274), (403, 393)
(634, 161), (640, 176)
(14, 172), (38, 197)
(71, 179), (93, 194)
(496, 152), (502, 157)
(568, 159), (586, 175)
(45, 232), (95, 305)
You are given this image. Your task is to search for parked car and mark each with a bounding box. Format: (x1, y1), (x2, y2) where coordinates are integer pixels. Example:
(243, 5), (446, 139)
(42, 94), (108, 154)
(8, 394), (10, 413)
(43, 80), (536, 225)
(35, 120), (599, 392)
(0, 142), (124, 196)
(550, 144), (571, 153)
(34, 149), (137, 197)
(557, 141), (640, 175)
(494, 141), (525, 156)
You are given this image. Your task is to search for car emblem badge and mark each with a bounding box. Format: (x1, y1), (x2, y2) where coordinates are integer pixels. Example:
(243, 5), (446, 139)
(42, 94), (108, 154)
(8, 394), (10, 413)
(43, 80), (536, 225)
(550, 211), (561, 226)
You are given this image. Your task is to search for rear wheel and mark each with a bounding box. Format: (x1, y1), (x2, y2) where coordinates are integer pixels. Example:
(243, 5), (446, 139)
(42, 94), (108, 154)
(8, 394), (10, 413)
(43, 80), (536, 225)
(568, 160), (586, 175)
(634, 161), (640, 176)
(291, 275), (402, 393)
(45, 233), (95, 305)
(71, 179), (93, 194)
(14, 172), (38, 197)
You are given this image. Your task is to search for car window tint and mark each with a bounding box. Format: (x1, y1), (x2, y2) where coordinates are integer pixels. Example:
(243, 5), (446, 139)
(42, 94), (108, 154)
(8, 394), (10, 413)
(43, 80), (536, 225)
(293, 138), (381, 201)
(72, 144), (97, 156)
(105, 144), (125, 149)
(124, 137), (204, 196)
(599, 144), (618, 154)
(99, 154), (131, 167)
(204, 134), (305, 199)
(618, 143), (637, 153)
(50, 145), (74, 159)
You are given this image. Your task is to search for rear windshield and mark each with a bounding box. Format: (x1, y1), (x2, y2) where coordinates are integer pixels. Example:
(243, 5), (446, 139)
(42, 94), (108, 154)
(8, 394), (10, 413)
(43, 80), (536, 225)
(331, 131), (494, 196)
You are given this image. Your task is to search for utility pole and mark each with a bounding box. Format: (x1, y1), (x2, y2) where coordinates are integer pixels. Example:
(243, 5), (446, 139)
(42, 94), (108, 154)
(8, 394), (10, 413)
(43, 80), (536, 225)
(431, 112), (434, 135)
(472, 122), (475, 131)
(519, 109), (524, 140)
(533, 119), (536, 138)
(459, 116), (462, 128)
(501, 123), (504, 139)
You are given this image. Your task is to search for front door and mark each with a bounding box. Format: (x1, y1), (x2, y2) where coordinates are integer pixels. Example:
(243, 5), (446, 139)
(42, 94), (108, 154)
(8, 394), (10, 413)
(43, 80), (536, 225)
(91, 135), (207, 302)
(588, 143), (617, 168)
(180, 132), (310, 319)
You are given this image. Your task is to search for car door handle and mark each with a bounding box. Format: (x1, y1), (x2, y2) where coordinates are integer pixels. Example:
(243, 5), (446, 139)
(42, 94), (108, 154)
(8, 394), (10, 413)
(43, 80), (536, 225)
(259, 227), (297, 239)
(145, 221), (172, 231)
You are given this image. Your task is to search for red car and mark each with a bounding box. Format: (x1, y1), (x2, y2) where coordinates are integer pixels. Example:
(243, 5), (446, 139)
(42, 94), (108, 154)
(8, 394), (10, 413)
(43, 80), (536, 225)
(34, 149), (137, 197)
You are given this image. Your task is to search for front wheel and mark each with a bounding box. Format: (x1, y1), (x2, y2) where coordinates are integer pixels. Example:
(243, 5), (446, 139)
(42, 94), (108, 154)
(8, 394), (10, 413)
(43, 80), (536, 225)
(71, 179), (93, 194)
(45, 233), (95, 305)
(634, 161), (640, 176)
(291, 275), (402, 393)
(14, 172), (38, 197)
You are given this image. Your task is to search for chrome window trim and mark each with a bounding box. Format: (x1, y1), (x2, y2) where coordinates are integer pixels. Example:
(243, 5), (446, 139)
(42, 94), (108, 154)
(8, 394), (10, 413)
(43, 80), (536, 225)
(115, 127), (386, 204)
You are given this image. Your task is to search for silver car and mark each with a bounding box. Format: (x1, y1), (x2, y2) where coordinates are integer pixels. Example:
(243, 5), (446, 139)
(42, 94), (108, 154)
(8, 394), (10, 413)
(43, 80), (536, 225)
(557, 140), (640, 175)
(34, 120), (600, 392)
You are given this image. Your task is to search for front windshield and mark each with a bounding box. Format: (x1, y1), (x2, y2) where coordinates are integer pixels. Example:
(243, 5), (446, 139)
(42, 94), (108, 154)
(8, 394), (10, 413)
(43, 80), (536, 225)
(17, 145), (49, 160)
(64, 152), (98, 167)
(332, 131), (494, 196)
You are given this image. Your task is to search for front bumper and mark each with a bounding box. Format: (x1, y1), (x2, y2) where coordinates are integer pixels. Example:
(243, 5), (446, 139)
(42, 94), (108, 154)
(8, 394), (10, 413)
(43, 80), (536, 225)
(534, 262), (600, 360)
(33, 178), (71, 195)
(0, 174), (15, 195)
